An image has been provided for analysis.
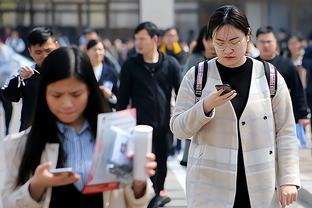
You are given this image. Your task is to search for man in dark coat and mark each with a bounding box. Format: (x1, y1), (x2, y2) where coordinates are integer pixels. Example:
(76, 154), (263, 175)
(117, 22), (181, 208)
(256, 26), (309, 127)
(1, 27), (59, 131)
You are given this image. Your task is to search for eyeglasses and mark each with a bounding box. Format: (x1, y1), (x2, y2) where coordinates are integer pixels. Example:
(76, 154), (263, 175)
(213, 37), (245, 51)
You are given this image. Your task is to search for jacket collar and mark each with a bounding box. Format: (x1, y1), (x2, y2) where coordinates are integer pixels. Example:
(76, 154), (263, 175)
(136, 51), (164, 70)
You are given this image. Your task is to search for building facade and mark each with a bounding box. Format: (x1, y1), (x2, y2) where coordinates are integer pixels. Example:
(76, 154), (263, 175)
(0, 0), (311, 43)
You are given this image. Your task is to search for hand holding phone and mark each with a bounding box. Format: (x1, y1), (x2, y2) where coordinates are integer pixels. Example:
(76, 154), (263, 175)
(215, 84), (233, 96)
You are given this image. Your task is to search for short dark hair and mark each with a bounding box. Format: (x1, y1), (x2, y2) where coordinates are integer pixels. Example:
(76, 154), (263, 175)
(256, 26), (275, 38)
(86, 39), (102, 50)
(27, 27), (55, 47)
(134, 21), (159, 38)
(208, 5), (251, 38)
(83, 27), (96, 35)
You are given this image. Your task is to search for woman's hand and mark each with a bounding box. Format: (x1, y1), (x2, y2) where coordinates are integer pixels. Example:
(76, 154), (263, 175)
(99, 85), (113, 99)
(203, 89), (237, 114)
(144, 153), (157, 177)
(132, 153), (156, 198)
(279, 185), (298, 208)
(29, 162), (80, 201)
(298, 118), (310, 127)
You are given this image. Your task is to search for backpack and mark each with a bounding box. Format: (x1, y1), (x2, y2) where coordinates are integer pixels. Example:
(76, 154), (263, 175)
(193, 60), (277, 103)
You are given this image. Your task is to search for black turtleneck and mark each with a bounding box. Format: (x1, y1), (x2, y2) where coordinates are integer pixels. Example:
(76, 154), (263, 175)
(216, 57), (253, 207)
(216, 58), (253, 119)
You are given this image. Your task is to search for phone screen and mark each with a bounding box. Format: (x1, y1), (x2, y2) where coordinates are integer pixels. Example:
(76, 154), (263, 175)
(49, 167), (73, 174)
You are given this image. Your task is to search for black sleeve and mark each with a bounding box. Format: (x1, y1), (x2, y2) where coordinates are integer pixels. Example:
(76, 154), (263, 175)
(303, 45), (312, 70)
(288, 62), (309, 121)
(106, 66), (119, 97)
(116, 62), (132, 111)
(170, 58), (182, 95)
(176, 50), (188, 66)
(1, 74), (23, 102)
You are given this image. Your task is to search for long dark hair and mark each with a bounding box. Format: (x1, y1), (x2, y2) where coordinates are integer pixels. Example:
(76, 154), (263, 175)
(192, 25), (210, 54)
(207, 5), (251, 38)
(16, 46), (111, 186)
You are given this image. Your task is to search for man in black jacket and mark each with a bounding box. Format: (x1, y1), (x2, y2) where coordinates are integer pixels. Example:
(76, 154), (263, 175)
(1, 27), (59, 131)
(256, 26), (309, 127)
(117, 22), (181, 208)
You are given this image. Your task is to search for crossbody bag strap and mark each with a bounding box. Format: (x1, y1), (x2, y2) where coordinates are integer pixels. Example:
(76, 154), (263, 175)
(263, 61), (277, 98)
(194, 61), (208, 103)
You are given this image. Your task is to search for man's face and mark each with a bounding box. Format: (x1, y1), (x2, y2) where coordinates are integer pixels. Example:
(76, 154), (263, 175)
(134, 29), (157, 55)
(256, 32), (277, 60)
(28, 37), (59, 67)
(85, 32), (99, 43)
(163, 28), (179, 48)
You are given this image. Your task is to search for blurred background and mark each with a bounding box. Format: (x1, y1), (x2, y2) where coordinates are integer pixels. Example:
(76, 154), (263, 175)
(0, 0), (311, 47)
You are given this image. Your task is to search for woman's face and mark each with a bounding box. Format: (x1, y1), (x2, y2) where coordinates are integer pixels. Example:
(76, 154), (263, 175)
(212, 24), (248, 67)
(87, 42), (105, 66)
(202, 38), (217, 59)
(288, 37), (302, 57)
(46, 77), (89, 130)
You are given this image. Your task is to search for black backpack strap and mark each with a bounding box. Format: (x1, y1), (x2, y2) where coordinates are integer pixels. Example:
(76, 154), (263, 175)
(194, 61), (208, 103)
(262, 61), (277, 98)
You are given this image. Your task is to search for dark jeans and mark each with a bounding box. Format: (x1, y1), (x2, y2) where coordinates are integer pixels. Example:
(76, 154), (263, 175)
(150, 128), (169, 195)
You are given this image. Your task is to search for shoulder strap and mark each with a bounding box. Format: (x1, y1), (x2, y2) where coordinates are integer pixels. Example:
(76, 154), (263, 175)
(194, 60), (208, 103)
(262, 61), (277, 98)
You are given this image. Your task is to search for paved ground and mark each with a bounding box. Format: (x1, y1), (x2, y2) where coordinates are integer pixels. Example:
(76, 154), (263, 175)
(164, 153), (311, 208)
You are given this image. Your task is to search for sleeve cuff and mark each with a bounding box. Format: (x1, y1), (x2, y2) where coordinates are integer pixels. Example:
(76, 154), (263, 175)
(108, 94), (117, 104)
(14, 180), (43, 208)
(204, 109), (214, 117)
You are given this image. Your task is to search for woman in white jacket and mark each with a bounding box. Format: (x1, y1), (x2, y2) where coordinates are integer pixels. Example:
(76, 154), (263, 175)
(170, 5), (300, 208)
(1, 46), (155, 208)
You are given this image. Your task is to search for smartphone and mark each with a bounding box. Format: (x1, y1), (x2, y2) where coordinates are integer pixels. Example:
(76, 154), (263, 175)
(215, 84), (233, 95)
(49, 167), (73, 174)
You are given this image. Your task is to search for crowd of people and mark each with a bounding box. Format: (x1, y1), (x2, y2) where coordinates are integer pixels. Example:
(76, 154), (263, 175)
(0, 4), (311, 208)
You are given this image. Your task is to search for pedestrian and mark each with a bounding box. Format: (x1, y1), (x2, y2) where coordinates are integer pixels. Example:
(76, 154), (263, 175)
(170, 5), (300, 208)
(5, 29), (26, 54)
(1, 27), (59, 131)
(0, 41), (16, 135)
(286, 35), (306, 88)
(159, 27), (187, 66)
(1, 46), (156, 208)
(302, 34), (312, 144)
(183, 25), (217, 75)
(256, 26), (310, 136)
(286, 34), (309, 147)
(117, 22), (181, 208)
(86, 39), (119, 110)
(79, 28), (121, 77)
